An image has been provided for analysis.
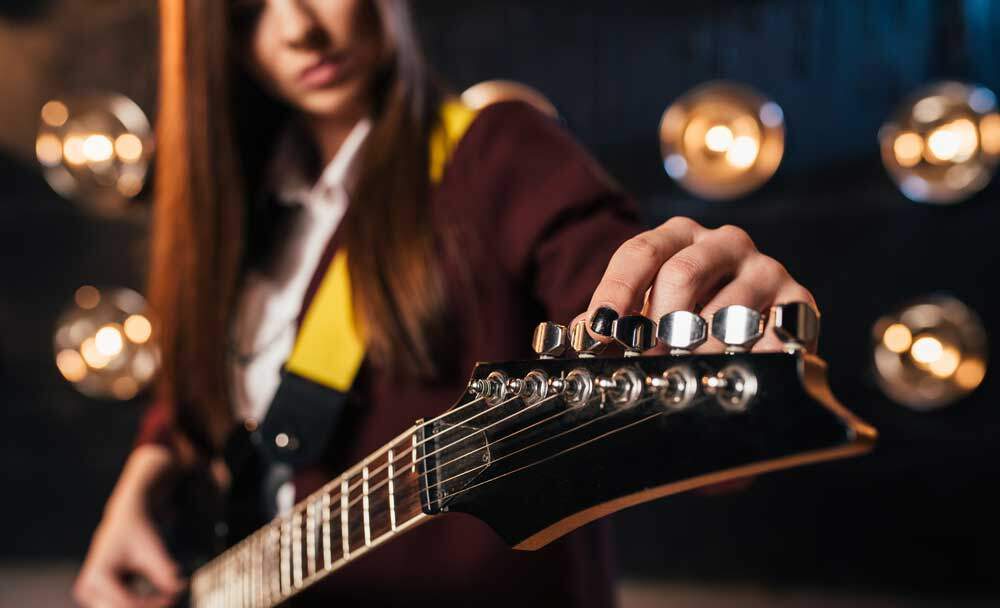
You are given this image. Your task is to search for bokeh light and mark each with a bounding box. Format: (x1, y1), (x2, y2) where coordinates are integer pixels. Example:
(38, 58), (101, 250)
(53, 287), (160, 401)
(460, 80), (559, 119)
(873, 296), (988, 410)
(659, 81), (785, 200)
(879, 81), (999, 204)
(35, 93), (154, 218)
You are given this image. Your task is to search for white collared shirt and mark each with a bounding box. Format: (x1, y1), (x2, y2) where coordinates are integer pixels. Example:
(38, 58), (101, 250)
(229, 118), (372, 423)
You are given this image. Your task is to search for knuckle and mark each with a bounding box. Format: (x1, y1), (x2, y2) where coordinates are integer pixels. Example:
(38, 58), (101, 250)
(660, 252), (703, 293)
(617, 232), (660, 261)
(754, 254), (789, 283)
(665, 215), (700, 233)
(716, 224), (755, 250)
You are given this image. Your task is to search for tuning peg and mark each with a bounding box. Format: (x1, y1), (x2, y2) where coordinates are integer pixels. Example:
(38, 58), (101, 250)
(657, 311), (708, 354)
(710, 305), (764, 353)
(532, 322), (569, 359)
(570, 318), (605, 358)
(611, 315), (656, 357)
(771, 302), (819, 353)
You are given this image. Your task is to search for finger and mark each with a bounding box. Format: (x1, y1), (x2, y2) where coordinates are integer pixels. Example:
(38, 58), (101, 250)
(128, 528), (185, 596)
(586, 217), (705, 340)
(697, 255), (816, 352)
(81, 572), (136, 608)
(643, 225), (757, 323)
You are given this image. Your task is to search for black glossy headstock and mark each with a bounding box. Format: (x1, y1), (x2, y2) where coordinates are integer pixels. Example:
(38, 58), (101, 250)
(417, 351), (875, 550)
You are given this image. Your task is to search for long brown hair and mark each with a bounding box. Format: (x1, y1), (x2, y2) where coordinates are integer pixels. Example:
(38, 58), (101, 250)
(151, 0), (448, 450)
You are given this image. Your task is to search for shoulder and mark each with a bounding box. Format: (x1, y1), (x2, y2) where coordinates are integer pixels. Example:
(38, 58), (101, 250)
(450, 100), (583, 169)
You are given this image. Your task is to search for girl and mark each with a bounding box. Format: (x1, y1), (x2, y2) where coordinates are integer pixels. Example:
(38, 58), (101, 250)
(75, 1), (815, 606)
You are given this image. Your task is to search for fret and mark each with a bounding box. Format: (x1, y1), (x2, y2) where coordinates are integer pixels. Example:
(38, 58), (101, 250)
(411, 433), (418, 473)
(321, 493), (332, 569)
(362, 463), (371, 546)
(280, 517), (292, 596)
(190, 425), (431, 608)
(268, 525), (281, 604)
(306, 500), (317, 577)
(291, 510), (303, 588)
(387, 449), (396, 531)
(346, 472), (368, 552)
(340, 478), (350, 559)
(363, 450), (394, 542)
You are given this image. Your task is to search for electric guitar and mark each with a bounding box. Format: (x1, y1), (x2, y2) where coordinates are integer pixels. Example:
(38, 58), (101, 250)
(186, 303), (875, 607)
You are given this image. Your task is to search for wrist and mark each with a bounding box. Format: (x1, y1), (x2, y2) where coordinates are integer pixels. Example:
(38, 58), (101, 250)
(105, 445), (177, 518)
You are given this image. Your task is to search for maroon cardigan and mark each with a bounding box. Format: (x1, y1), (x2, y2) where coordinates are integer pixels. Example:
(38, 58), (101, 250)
(138, 101), (642, 606)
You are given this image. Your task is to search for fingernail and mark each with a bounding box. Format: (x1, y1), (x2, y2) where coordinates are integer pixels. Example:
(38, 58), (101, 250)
(590, 307), (618, 336)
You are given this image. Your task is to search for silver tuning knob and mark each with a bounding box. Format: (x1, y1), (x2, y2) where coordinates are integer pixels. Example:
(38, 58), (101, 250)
(657, 311), (708, 355)
(532, 322), (568, 359)
(772, 302), (819, 353)
(570, 318), (605, 358)
(611, 315), (656, 357)
(711, 305), (764, 353)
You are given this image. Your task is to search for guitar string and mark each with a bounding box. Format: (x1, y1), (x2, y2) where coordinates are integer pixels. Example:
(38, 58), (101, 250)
(335, 388), (556, 501)
(199, 362), (714, 600)
(280, 390), (685, 551)
(355, 391), (701, 526)
(201, 386), (678, 580)
(200, 391), (685, 606)
(194, 388), (556, 592)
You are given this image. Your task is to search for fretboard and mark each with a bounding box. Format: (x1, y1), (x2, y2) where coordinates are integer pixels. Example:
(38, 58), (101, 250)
(189, 424), (429, 608)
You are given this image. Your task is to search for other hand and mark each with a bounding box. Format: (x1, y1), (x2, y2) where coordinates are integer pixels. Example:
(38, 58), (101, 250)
(74, 446), (185, 608)
(581, 217), (817, 352)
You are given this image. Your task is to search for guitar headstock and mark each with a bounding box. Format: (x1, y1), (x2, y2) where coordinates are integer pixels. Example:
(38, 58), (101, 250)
(415, 304), (875, 550)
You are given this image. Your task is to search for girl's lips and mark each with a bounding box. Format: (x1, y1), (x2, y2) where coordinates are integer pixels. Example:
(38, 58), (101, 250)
(299, 55), (349, 89)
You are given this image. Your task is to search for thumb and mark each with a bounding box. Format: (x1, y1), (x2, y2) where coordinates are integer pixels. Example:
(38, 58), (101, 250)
(128, 523), (185, 595)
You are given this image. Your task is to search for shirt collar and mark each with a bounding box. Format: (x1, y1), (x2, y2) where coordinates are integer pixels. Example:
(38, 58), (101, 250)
(270, 117), (373, 207)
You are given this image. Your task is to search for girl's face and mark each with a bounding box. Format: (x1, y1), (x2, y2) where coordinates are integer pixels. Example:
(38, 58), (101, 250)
(239, 0), (383, 120)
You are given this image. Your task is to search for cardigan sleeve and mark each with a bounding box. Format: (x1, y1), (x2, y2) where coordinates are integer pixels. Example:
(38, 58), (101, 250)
(443, 101), (642, 325)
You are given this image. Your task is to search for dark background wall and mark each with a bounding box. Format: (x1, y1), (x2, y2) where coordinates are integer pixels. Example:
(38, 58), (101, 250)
(1, 0), (999, 600)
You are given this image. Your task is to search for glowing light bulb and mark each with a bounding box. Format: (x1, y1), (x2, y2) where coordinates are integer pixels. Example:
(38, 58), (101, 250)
(893, 132), (924, 168)
(74, 285), (100, 309)
(54, 287), (160, 400)
(659, 81), (783, 200)
(880, 82), (999, 204)
(704, 125), (734, 152)
(36, 134), (63, 167)
(63, 135), (87, 166)
(910, 336), (944, 364)
(123, 314), (152, 344)
(725, 135), (759, 169)
(35, 93), (154, 218)
(114, 133), (143, 162)
(95, 325), (124, 358)
(56, 349), (88, 383)
(41, 100), (69, 127)
(83, 134), (114, 163)
(882, 323), (912, 353)
(80, 337), (110, 369)
(873, 296), (988, 410)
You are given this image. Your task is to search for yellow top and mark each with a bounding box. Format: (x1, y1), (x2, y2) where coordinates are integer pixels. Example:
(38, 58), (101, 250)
(284, 100), (479, 391)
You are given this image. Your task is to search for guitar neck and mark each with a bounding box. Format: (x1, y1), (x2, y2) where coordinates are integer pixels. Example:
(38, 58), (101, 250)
(190, 423), (432, 608)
